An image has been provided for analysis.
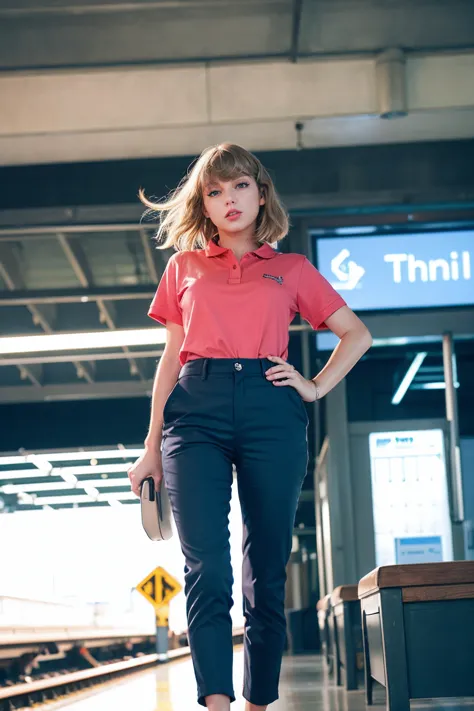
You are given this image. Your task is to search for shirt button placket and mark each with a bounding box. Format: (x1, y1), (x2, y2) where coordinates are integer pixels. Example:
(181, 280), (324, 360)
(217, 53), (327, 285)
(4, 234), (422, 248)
(228, 260), (241, 285)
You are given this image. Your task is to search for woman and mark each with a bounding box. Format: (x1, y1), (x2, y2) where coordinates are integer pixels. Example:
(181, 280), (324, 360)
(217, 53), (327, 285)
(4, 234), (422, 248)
(128, 143), (372, 711)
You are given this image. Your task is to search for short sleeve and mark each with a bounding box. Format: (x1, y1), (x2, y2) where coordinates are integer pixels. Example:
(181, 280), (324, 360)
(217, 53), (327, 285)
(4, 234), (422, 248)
(147, 253), (183, 326)
(296, 257), (346, 330)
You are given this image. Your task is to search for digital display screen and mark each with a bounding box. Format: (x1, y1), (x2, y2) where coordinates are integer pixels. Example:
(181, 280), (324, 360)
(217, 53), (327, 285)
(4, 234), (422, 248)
(316, 230), (473, 311)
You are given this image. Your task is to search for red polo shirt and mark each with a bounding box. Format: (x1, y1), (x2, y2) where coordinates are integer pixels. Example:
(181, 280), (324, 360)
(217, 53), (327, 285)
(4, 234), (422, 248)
(148, 240), (346, 366)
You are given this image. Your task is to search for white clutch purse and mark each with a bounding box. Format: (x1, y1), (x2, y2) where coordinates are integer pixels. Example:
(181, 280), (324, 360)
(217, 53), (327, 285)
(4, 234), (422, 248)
(140, 477), (173, 541)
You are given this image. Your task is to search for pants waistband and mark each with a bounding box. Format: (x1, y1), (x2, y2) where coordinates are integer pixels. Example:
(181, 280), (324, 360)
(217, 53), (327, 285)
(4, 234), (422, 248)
(179, 358), (273, 380)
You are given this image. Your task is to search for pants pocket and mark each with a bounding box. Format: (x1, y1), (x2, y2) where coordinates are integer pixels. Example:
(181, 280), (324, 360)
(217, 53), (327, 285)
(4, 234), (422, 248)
(288, 386), (309, 425)
(162, 380), (182, 422)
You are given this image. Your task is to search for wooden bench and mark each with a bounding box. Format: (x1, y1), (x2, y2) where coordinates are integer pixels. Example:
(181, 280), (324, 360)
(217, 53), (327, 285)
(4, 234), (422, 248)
(317, 594), (333, 673)
(359, 561), (474, 711)
(330, 585), (364, 690)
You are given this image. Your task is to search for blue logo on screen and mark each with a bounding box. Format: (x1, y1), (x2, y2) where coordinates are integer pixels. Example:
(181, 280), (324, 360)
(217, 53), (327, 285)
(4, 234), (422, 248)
(330, 249), (366, 290)
(316, 231), (474, 310)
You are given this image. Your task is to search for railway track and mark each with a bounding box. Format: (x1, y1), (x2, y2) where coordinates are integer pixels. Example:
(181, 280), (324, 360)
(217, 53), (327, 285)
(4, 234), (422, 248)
(0, 628), (244, 710)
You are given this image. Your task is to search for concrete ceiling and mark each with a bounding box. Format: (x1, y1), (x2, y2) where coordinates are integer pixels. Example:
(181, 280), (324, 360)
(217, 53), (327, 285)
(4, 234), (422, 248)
(1, 0), (474, 70)
(1, 0), (474, 166)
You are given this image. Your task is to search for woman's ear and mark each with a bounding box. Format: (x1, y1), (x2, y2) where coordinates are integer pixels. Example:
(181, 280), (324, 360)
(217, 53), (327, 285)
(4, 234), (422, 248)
(259, 186), (266, 206)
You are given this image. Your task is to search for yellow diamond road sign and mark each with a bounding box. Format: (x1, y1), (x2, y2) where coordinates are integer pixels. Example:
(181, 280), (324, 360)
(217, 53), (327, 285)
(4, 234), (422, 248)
(136, 566), (182, 609)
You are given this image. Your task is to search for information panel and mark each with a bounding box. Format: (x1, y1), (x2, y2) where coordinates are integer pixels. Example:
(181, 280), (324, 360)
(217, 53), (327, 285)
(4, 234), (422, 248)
(369, 429), (453, 567)
(316, 230), (473, 311)
(394, 536), (443, 564)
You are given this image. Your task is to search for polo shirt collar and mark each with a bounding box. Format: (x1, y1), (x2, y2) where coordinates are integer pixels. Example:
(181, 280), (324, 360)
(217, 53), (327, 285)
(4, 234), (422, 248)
(205, 239), (276, 259)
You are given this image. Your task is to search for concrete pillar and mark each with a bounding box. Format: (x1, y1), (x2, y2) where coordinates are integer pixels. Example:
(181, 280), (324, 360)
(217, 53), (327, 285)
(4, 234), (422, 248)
(324, 378), (358, 587)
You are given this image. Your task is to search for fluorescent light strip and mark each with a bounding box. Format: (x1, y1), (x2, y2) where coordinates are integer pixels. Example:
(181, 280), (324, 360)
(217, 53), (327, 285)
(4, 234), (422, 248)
(54, 463), (130, 476)
(27, 454), (53, 475)
(83, 486), (99, 499)
(62, 472), (78, 486)
(0, 328), (166, 356)
(1, 478), (130, 494)
(416, 382), (460, 390)
(0, 463), (134, 480)
(0, 449), (144, 466)
(28, 492), (137, 506)
(17, 492), (35, 505)
(335, 226), (377, 235)
(392, 352), (428, 405)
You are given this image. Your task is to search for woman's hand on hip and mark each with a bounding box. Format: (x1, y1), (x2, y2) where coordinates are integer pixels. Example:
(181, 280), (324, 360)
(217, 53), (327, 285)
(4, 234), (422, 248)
(265, 355), (318, 403)
(128, 447), (163, 497)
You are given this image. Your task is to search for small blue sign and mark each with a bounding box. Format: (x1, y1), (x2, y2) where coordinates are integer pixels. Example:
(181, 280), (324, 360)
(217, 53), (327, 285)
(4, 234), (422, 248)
(316, 231), (473, 311)
(395, 536), (443, 564)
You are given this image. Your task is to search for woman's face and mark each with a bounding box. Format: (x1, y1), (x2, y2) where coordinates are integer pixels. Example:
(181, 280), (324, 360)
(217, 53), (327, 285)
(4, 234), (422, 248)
(202, 174), (265, 236)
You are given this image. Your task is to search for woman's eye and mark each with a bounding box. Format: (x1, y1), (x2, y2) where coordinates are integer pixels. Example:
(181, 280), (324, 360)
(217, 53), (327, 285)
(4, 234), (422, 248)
(207, 190), (219, 197)
(236, 182), (249, 189)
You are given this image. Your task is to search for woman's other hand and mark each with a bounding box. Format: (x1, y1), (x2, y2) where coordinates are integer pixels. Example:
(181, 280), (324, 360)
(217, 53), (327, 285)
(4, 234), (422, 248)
(265, 355), (319, 402)
(128, 447), (164, 497)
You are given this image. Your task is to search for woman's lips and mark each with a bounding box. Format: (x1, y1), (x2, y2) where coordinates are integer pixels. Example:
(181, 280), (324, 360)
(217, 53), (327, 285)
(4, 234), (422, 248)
(225, 211), (242, 221)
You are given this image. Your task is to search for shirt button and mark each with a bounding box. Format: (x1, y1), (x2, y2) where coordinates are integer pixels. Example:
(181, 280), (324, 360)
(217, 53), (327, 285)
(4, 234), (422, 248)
(232, 265), (237, 270)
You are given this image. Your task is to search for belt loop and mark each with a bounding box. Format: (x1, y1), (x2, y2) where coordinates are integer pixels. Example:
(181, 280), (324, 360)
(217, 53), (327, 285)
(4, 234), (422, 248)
(259, 358), (267, 378)
(201, 358), (209, 380)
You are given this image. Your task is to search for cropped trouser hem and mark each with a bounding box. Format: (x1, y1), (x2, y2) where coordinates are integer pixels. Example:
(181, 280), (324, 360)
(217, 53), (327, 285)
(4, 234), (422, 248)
(197, 688), (236, 707)
(242, 686), (279, 706)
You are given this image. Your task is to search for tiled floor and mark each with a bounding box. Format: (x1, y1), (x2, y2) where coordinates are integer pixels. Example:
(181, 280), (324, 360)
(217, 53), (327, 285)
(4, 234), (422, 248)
(47, 647), (474, 711)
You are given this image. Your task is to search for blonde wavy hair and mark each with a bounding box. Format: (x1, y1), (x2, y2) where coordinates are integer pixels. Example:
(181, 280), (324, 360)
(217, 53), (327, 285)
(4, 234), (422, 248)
(139, 143), (289, 251)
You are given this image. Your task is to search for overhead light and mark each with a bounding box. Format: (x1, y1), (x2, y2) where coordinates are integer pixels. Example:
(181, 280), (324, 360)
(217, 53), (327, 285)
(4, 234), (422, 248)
(335, 226), (377, 235)
(17, 492), (35, 505)
(0, 448), (144, 466)
(1, 478), (130, 494)
(392, 352), (428, 405)
(416, 382), (460, 390)
(83, 485), (99, 499)
(0, 462), (135, 481)
(27, 454), (53, 475)
(58, 470), (78, 487)
(0, 328), (166, 356)
(30, 491), (136, 506)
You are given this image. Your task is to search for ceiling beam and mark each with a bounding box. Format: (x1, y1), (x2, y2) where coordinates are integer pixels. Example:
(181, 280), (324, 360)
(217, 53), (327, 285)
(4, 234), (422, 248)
(0, 223), (144, 240)
(0, 0), (286, 18)
(0, 244), (45, 387)
(0, 243), (95, 384)
(140, 229), (159, 284)
(0, 349), (164, 367)
(57, 234), (94, 286)
(57, 233), (146, 381)
(0, 285), (154, 306)
(0, 380), (154, 404)
(289, 0), (303, 63)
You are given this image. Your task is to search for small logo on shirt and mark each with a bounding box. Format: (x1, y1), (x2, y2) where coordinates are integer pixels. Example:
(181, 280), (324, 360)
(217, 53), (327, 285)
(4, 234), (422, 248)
(263, 273), (284, 285)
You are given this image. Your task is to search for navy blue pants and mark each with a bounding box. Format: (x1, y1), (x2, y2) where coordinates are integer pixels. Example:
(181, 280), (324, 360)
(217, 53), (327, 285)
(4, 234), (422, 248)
(161, 358), (309, 707)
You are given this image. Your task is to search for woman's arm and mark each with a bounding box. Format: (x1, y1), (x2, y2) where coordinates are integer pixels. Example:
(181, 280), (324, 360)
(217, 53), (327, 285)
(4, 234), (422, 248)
(144, 321), (184, 451)
(313, 305), (372, 398)
(128, 322), (184, 496)
(266, 306), (372, 401)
